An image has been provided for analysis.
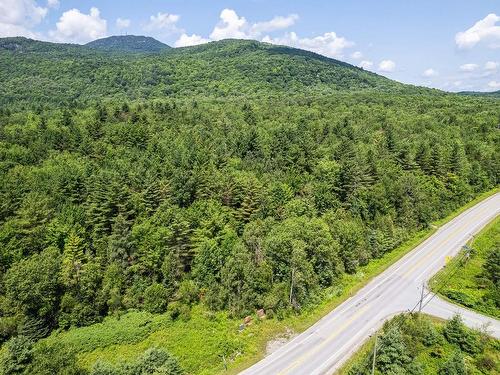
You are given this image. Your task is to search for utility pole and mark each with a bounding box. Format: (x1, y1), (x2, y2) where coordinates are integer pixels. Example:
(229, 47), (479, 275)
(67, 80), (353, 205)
(371, 333), (378, 375)
(418, 282), (425, 313)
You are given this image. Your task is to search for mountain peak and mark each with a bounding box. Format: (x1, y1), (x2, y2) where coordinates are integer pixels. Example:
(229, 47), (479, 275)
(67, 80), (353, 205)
(85, 35), (170, 53)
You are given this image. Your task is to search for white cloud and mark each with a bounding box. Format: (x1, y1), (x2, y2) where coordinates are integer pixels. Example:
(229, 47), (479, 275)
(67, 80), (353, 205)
(144, 12), (181, 34)
(455, 13), (500, 49)
(209, 9), (298, 40)
(175, 9), (353, 59)
(488, 80), (500, 89)
(422, 68), (438, 77)
(47, 0), (59, 8)
(116, 18), (130, 30)
(359, 60), (373, 70)
(210, 9), (248, 40)
(351, 51), (363, 59)
(251, 14), (299, 34)
(0, 0), (47, 38)
(459, 63), (479, 72)
(484, 61), (498, 70)
(262, 31), (354, 58)
(49, 7), (107, 43)
(175, 33), (210, 47)
(378, 60), (396, 72)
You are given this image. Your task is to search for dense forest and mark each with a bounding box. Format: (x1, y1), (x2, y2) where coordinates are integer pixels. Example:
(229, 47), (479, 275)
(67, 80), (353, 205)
(0, 37), (427, 109)
(0, 36), (499, 374)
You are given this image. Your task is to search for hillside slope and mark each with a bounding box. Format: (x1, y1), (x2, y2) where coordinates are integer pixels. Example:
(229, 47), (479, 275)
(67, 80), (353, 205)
(0, 37), (430, 108)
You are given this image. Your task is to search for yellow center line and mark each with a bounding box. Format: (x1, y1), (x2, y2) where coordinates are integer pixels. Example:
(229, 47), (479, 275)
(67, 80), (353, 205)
(277, 303), (371, 375)
(402, 206), (489, 278)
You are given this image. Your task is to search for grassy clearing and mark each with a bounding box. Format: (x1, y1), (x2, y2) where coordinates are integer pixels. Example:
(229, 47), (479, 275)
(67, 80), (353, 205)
(429, 215), (499, 319)
(35, 188), (499, 375)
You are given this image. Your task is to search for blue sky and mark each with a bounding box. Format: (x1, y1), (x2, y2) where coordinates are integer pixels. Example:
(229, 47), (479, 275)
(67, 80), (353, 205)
(1, 0), (499, 92)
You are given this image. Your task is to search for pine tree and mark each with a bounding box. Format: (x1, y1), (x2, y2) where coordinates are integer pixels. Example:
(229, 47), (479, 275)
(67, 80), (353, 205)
(107, 214), (134, 268)
(450, 142), (466, 176)
(237, 180), (261, 223)
(376, 326), (411, 373)
(416, 143), (432, 174)
(61, 230), (86, 287)
(142, 179), (170, 216)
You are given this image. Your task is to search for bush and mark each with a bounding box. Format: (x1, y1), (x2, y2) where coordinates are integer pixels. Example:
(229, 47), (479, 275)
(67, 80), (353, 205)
(126, 347), (183, 375)
(90, 347), (183, 375)
(0, 316), (18, 344)
(444, 290), (475, 308)
(476, 354), (497, 372)
(168, 302), (191, 322)
(143, 283), (169, 314)
(0, 335), (33, 375)
(25, 341), (85, 375)
(177, 280), (199, 306)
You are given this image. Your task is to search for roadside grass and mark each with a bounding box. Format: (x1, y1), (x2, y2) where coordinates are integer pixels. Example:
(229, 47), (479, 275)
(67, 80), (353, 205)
(35, 188), (499, 375)
(429, 215), (500, 319)
(336, 314), (500, 375)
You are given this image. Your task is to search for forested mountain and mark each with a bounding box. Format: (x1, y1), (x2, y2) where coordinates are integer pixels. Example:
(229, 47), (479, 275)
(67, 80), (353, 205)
(0, 36), (499, 374)
(0, 37), (426, 109)
(85, 35), (170, 53)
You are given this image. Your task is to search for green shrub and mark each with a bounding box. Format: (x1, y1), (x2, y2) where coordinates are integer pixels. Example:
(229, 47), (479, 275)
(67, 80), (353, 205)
(177, 280), (199, 306)
(168, 302), (191, 322)
(89, 347), (183, 375)
(143, 283), (169, 314)
(0, 335), (33, 375)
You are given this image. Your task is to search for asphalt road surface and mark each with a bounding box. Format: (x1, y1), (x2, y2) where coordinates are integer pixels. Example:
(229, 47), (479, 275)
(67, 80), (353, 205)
(240, 193), (500, 375)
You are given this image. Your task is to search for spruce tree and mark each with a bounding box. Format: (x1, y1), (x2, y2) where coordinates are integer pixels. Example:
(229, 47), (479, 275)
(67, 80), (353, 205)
(107, 214), (134, 268)
(439, 351), (466, 375)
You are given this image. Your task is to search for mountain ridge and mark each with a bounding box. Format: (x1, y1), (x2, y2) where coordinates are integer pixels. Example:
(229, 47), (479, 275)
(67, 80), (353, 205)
(0, 36), (437, 108)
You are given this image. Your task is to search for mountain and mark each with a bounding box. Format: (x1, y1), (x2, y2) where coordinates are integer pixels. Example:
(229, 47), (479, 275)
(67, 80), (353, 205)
(0, 37), (433, 108)
(85, 35), (170, 53)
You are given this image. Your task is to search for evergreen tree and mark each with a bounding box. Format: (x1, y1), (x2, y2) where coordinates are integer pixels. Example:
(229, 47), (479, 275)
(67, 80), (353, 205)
(376, 327), (411, 374)
(439, 351), (466, 375)
(107, 214), (134, 268)
(61, 230), (86, 287)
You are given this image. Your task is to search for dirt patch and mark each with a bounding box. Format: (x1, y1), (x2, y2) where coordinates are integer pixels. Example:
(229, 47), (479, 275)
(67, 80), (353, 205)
(265, 327), (297, 355)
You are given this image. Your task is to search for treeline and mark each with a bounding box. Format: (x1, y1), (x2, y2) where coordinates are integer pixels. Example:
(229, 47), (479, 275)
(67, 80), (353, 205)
(0, 93), (498, 350)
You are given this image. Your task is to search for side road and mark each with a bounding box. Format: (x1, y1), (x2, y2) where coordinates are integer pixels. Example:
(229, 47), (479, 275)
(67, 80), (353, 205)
(423, 295), (500, 338)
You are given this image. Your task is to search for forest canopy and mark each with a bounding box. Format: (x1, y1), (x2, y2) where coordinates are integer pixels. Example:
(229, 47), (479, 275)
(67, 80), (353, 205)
(0, 37), (499, 374)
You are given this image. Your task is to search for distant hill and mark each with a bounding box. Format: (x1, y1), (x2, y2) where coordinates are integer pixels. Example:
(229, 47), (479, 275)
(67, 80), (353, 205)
(458, 90), (500, 98)
(85, 35), (170, 53)
(0, 37), (434, 108)
(0, 36), (82, 53)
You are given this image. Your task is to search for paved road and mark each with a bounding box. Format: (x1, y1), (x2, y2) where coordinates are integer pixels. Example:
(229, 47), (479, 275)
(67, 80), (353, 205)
(240, 193), (500, 375)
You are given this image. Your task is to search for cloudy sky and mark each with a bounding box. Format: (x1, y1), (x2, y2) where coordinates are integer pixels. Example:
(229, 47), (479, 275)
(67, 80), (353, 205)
(1, 0), (499, 92)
